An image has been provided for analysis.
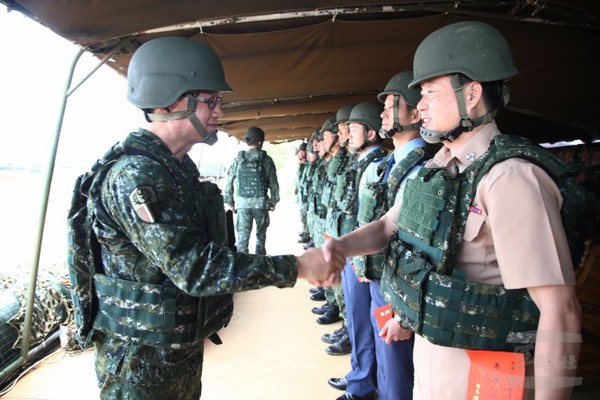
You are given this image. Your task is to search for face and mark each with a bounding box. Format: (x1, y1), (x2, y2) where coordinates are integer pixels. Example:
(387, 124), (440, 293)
(296, 149), (307, 161)
(322, 130), (338, 154)
(336, 123), (350, 146)
(417, 76), (461, 133)
(172, 90), (224, 137)
(348, 122), (366, 149)
(317, 139), (327, 158)
(381, 94), (418, 132)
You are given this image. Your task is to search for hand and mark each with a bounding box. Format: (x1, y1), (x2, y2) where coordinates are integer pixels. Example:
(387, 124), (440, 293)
(379, 318), (413, 344)
(296, 243), (345, 286)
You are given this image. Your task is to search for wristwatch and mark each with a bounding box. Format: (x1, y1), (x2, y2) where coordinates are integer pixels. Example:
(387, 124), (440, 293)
(394, 314), (410, 329)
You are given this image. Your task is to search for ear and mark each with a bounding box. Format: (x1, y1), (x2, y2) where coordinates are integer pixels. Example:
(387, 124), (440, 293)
(367, 129), (379, 143)
(466, 81), (483, 108)
(410, 107), (421, 124)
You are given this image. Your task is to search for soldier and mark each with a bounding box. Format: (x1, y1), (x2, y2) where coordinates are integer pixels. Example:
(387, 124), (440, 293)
(295, 141), (311, 244)
(330, 102), (388, 400)
(83, 36), (343, 400)
(224, 126), (279, 255)
(330, 71), (428, 400)
(321, 21), (581, 399)
(319, 105), (356, 357)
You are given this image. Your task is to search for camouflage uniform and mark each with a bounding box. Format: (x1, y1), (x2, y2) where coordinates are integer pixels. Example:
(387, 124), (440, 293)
(224, 148), (280, 255)
(90, 129), (296, 399)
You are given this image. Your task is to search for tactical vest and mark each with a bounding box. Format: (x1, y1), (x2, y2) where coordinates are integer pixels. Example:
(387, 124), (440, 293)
(236, 150), (267, 197)
(379, 135), (567, 352)
(327, 148), (386, 238)
(321, 149), (350, 209)
(67, 132), (233, 349)
(354, 148), (427, 279)
(308, 159), (328, 218)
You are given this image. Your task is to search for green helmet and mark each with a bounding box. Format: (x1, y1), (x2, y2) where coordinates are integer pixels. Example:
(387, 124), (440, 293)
(377, 71), (421, 107)
(409, 21), (518, 88)
(346, 102), (384, 133)
(320, 116), (338, 135)
(335, 104), (356, 125)
(244, 126), (265, 143)
(127, 36), (232, 109)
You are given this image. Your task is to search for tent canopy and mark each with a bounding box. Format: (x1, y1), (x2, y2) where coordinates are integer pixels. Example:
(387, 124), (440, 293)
(3, 0), (599, 143)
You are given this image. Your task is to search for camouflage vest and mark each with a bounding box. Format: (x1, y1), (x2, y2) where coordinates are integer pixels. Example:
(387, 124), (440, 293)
(308, 159), (328, 218)
(321, 149), (350, 209)
(354, 148), (427, 279)
(327, 147), (386, 238)
(236, 150), (267, 197)
(67, 133), (232, 349)
(379, 135), (570, 351)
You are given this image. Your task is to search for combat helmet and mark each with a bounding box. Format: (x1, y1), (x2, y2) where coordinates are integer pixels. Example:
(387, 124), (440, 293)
(244, 126), (265, 145)
(377, 71), (422, 138)
(408, 21), (517, 143)
(346, 102), (384, 153)
(127, 36), (232, 145)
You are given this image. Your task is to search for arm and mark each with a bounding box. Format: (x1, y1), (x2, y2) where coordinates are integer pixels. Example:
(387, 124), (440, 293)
(223, 159), (237, 208)
(266, 156), (279, 209)
(527, 284), (581, 400)
(324, 200), (400, 260)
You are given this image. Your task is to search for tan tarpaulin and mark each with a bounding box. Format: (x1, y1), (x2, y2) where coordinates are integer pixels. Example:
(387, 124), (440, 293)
(4, 1), (600, 143)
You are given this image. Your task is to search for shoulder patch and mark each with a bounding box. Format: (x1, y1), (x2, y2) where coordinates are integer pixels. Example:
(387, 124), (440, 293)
(129, 186), (160, 223)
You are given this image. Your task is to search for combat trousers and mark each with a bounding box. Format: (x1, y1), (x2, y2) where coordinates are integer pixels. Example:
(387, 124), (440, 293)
(343, 260), (377, 398)
(95, 334), (204, 400)
(236, 208), (270, 255)
(370, 281), (414, 400)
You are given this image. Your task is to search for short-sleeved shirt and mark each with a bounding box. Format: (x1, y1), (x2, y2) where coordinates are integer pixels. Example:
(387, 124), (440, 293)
(412, 122), (575, 399)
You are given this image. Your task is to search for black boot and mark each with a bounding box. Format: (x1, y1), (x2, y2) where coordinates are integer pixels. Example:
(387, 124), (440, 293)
(316, 305), (341, 324)
(326, 333), (351, 356)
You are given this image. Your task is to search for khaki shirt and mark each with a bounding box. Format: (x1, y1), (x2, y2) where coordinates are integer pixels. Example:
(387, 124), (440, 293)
(413, 122), (575, 399)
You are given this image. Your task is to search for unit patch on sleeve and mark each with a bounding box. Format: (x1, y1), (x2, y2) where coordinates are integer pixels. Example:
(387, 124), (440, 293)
(129, 186), (160, 223)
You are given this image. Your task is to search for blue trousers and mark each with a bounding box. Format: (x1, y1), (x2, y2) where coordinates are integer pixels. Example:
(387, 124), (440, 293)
(370, 281), (414, 400)
(343, 261), (377, 397)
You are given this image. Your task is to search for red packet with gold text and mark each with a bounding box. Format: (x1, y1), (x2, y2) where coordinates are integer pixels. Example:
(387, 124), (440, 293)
(466, 350), (525, 400)
(373, 304), (393, 331)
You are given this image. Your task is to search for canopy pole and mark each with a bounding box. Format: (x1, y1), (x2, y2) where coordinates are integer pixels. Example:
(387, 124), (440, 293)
(19, 47), (85, 362)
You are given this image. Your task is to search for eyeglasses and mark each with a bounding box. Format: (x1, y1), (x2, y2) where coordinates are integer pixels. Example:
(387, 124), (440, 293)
(187, 93), (222, 110)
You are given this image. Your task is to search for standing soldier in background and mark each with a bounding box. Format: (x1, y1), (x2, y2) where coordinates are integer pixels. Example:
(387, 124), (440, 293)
(224, 127), (280, 255)
(348, 71), (428, 400)
(74, 36), (344, 400)
(319, 105), (356, 357)
(295, 141), (311, 244)
(329, 102), (387, 400)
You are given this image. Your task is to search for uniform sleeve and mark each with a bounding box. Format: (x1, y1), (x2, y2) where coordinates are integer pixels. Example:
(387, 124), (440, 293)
(477, 159), (575, 288)
(101, 157), (297, 296)
(266, 156), (280, 205)
(223, 158), (237, 205)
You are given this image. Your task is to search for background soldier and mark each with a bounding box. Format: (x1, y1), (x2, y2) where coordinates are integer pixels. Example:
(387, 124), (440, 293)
(295, 141), (311, 244)
(225, 126), (280, 255)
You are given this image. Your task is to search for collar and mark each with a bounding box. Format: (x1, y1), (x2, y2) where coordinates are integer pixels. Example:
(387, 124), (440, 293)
(358, 144), (382, 161)
(394, 137), (427, 162)
(428, 121), (501, 173)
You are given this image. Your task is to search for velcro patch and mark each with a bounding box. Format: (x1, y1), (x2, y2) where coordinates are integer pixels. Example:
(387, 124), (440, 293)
(129, 186), (160, 223)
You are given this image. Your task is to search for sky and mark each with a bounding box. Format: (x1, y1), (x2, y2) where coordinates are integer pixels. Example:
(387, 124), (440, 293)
(0, 5), (242, 170)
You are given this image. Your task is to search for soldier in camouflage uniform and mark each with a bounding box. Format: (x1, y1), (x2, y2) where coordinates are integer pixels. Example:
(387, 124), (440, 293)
(321, 102), (385, 400)
(84, 36), (344, 400)
(295, 141), (311, 244)
(320, 22), (580, 400)
(318, 105), (356, 357)
(224, 126), (280, 255)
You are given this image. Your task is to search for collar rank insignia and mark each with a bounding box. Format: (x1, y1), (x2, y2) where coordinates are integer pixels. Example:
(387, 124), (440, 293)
(129, 186), (160, 223)
(466, 151), (477, 162)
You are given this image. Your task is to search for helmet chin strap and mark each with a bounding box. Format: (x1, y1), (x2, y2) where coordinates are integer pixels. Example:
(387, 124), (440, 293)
(378, 95), (421, 139)
(419, 74), (500, 144)
(145, 97), (218, 146)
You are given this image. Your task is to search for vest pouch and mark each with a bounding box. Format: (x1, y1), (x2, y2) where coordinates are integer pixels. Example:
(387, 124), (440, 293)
(364, 251), (385, 280)
(381, 232), (434, 332)
(325, 209), (341, 238)
(321, 181), (334, 209)
(357, 183), (386, 226)
(420, 270), (540, 352)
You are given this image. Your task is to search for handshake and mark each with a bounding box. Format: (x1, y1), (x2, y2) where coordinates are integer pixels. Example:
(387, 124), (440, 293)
(296, 238), (346, 287)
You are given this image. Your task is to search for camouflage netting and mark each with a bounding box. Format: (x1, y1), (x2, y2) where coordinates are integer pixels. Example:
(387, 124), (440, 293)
(0, 262), (75, 369)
